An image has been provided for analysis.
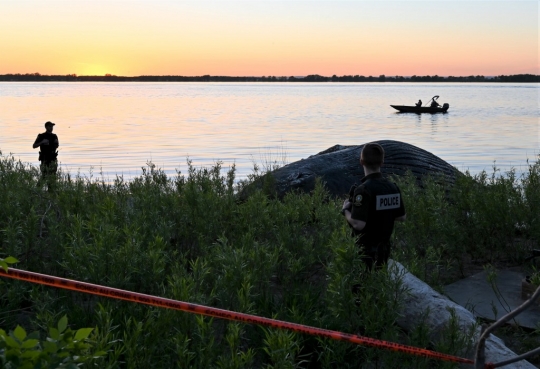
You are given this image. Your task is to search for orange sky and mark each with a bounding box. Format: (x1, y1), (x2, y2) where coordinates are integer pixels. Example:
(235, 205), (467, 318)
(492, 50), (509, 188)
(0, 1), (538, 76)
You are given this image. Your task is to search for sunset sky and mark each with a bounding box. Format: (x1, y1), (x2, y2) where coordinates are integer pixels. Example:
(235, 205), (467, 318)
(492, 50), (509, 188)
(1, 1), (538, 77)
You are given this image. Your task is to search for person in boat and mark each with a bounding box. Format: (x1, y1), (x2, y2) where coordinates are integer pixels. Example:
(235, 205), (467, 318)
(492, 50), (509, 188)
(341, 142), (407, 271)
(415, 99), (422, 107)
(430, 99), (440, 108)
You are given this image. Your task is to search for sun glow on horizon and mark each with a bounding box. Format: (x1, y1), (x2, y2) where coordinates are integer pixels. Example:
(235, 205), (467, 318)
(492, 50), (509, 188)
(76, 63), (115, 77)
(0, 1), (538, 77)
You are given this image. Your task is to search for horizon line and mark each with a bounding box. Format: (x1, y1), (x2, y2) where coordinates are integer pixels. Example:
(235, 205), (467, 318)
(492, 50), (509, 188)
(2, 72), (540, 78)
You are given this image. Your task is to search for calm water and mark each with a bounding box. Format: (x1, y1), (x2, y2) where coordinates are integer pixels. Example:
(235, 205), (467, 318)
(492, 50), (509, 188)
(0, 82), (538, 181)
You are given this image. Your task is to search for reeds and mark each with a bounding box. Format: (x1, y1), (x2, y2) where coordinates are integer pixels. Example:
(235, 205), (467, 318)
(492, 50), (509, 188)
(0, 152), (538, 368)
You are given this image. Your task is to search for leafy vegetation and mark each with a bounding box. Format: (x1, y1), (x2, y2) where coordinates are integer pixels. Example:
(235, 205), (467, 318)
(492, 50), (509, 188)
(0, 316), (104, 369)
(393, 161), (540, 289)
(0, 152), (539, 368)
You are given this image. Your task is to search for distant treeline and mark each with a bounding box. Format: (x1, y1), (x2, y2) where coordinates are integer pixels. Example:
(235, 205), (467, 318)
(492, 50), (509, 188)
(0, 73), (538, 82)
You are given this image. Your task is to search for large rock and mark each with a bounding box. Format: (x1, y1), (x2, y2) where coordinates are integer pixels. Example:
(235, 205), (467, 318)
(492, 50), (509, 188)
(255, 140), (460, 199)
(388, 260), (536, 368)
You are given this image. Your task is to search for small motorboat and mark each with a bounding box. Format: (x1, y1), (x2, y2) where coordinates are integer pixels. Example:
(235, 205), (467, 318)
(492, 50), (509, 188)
(391, 95), (449, 113)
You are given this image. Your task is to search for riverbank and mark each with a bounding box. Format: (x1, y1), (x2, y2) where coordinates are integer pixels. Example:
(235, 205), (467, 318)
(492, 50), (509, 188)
(0, 153), (539, 367)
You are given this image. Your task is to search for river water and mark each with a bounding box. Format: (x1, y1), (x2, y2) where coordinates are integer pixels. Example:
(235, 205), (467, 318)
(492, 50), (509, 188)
(0, 82), (538, 181)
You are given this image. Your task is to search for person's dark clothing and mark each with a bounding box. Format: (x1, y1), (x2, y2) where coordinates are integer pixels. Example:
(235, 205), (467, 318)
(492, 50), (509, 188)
(40, 160), (58, 178)
(349, 172), (405, 269)
(34, 132), (59, 179)
(34, 133), (59, 162)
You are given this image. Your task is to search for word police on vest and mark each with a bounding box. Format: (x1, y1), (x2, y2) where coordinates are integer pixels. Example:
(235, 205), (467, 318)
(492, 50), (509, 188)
(376, 194), (401, 210)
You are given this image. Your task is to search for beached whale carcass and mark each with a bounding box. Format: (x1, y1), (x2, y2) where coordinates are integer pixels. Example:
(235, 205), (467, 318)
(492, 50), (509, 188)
(253, 140), (460, 199)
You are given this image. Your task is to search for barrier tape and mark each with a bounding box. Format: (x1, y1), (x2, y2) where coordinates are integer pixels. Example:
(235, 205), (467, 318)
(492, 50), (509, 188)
(0, 267), (478, 367)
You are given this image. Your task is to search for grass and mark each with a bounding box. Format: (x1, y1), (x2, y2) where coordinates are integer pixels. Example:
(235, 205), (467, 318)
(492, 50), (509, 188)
(0, 151), (539, 368)
(393, 163), (540, 289)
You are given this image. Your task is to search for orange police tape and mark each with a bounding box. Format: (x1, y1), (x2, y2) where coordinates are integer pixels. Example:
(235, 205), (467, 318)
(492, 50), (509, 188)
(0, 267), (479, 367)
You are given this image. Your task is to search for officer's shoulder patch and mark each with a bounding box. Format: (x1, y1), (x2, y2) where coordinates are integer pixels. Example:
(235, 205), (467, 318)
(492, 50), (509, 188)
(353, 194), (363, 207)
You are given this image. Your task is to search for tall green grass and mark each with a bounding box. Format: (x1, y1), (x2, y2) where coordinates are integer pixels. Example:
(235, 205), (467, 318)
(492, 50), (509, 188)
(0, 152), (539, 367)
(393, 161), (540, 288)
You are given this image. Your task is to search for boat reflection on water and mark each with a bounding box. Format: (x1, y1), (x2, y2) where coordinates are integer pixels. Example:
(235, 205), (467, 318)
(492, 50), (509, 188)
(391, 95), (449, 113)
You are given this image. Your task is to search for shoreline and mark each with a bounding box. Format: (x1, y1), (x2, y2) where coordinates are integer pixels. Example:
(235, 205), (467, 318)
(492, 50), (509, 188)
(1, 73), (539, 83)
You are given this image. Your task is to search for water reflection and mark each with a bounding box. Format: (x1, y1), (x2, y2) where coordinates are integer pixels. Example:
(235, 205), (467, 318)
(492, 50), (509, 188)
(0, 82), (538, 181)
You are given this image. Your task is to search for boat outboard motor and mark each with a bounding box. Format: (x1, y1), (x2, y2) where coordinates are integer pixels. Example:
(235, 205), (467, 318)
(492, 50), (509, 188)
(442, 103), (449, 110)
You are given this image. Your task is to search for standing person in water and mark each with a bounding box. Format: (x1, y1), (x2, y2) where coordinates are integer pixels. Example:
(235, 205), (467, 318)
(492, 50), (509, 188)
(33, 121), (59, 187)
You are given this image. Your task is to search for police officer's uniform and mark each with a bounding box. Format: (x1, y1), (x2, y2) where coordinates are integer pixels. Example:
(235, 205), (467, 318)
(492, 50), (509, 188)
(349, 172), (405, 270)
(33, 130), (59, 181)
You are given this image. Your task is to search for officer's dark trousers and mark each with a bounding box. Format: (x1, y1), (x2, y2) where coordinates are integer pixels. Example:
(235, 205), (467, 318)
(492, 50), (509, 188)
(352, 241), (391, 299)
(39, 160), (58, 191)
(359, 241), (391, 271)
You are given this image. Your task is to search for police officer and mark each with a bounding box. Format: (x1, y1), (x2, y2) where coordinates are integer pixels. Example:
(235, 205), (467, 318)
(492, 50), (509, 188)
(341, 142), (406, 270)
(33, 121), (60, 183)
